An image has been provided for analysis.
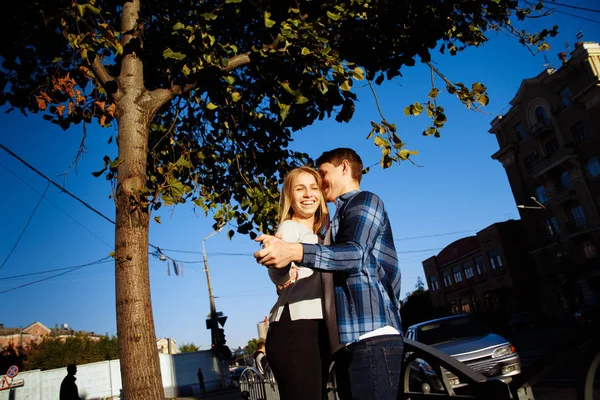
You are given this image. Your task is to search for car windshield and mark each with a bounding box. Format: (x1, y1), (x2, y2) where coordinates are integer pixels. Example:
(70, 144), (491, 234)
(416, 316), (491, 345)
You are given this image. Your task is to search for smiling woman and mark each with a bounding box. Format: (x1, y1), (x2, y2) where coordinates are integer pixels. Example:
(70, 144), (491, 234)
(263, 166), (334, 400)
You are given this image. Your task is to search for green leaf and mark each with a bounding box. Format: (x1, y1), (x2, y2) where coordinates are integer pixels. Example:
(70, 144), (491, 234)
(231, 92), (242, 102)
(169, 177), (185, 198)
(227, 229), (235, 239)
(373, 136), (388, 148)
(207, 102), (218, 110)
(340, 80), (352, 91)
(278, 102), (291, 121)
(154, 216), (162, 224)
(399, 149), (419, 160)
(223, 76), (235, 85)
(477, 94), (490, 106)
(428, 88), (439, 99)
(264, 11), (276, 28)
(295, 95), (309, 105)
(201, 13), (218, 20)
(173, 22), (186, 31)
(176, 157), (192, 167)
(163, 48), (186, 60)
(301, 47), (311, 56)
(472, 82), (486, 94)
(352, 67), (365, 81)
(109, 251), (116, 258)
(327, 11), (341, 20)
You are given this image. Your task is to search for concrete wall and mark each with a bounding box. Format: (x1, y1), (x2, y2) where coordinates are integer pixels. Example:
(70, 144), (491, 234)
(0, 350), (222, 399)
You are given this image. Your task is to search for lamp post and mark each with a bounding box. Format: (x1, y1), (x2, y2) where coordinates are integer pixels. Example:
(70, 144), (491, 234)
(202, 227), (223, 318)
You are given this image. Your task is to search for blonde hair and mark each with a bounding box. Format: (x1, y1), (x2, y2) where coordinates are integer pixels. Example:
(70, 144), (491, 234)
(279, 166), (329, 236)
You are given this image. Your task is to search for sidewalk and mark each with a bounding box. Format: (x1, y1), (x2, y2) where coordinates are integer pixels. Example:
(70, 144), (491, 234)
(174, 387), (241, 400)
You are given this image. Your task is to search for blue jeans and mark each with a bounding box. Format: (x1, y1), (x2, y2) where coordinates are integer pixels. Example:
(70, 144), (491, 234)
(334, 335), (404, 400)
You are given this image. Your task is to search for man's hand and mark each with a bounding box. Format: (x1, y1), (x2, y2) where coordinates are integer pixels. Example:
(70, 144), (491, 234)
(254, 234), (303, 269)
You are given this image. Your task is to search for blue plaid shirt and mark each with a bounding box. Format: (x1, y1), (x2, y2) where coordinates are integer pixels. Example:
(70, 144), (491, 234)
(302, 190), (402, 343)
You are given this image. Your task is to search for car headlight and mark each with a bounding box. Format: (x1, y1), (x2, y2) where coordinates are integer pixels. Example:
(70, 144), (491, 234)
(492, 345), (516, 358)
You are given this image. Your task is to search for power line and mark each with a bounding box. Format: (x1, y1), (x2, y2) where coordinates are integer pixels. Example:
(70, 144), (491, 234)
(547, 1), (600, 14)
(0, 259), (113, 281)
(552, 8), (600, 24)
(0, 257), (112, 295)
(0, 182), (50, 271)
(0, 161), (114, 249)
(395, 229), (476, 241)
(0, 143), (115, 224)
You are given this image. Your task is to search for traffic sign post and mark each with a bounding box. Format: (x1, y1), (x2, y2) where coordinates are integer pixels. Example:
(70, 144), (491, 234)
(0, 376), (10, 391)
(6, 365), (18, 379)
(0, 365), (21, 391)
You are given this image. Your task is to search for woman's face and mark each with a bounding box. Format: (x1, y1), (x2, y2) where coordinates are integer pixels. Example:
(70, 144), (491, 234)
(290, 172), (321, 220)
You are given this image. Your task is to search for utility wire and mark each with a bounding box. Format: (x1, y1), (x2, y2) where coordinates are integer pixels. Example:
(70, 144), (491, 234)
(0, 161), (113, 249)
(0, 257), (112, 295)
(395, 229), (476, 241)
(0, 143), (115, 224)
(0, 182), (50, 271)
(0, 259), (113, 282)
(547, 1), (600, 14)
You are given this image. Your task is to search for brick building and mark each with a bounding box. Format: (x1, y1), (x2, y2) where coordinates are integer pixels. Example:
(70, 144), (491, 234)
(490, 41), (600, 315)
(422, 220), (535, 316)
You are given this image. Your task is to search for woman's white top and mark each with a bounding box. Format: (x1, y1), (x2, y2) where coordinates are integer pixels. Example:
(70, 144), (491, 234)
(268, 220), (323, 322)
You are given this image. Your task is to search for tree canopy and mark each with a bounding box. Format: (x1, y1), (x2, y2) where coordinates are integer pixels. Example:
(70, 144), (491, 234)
(179, 342), (201, 353)
(0, 0), (556, 236)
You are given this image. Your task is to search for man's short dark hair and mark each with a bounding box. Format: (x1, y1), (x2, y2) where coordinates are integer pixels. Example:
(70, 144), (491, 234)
(316, 148), (363, 183)
(257, 340), (266, 349)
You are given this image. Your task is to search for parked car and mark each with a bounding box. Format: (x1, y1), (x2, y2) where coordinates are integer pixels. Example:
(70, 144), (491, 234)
(406, 314), (521, 390)
(230, 366), (248, 383)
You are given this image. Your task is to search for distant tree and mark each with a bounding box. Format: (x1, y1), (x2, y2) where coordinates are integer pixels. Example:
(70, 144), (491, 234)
(415, 276), (425, 291)
(243, 339), (260, 356)
(24, 334), (119, 371)
(0, 344), (27, 372)
(401, 286), (447, 328)
(179, 342), (201, 353)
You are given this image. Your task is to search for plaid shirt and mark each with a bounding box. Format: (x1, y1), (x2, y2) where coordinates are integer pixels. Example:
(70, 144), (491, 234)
(302, 190), (402, 343)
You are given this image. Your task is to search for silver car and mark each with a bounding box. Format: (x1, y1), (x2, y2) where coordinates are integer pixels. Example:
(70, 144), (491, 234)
(406, 314), (521, 390)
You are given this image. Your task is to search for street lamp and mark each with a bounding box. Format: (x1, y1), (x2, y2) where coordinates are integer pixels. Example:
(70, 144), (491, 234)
(202, 225), (225, 318)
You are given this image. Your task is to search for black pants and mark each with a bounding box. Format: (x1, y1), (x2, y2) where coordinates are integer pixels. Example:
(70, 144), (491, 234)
(266, 304), (330, 400)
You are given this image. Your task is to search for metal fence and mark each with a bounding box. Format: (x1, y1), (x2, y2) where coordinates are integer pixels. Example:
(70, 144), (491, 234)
(239, 367), (280, 400)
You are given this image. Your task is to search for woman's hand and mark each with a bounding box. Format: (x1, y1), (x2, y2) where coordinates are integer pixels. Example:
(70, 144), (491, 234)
(276, 267), (298, 292)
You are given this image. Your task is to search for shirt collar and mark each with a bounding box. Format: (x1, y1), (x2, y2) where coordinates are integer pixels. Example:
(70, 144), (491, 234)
(335, 190), (360, 208)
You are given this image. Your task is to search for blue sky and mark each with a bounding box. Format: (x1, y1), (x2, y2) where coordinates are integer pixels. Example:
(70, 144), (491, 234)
(1, 2), (599, 351)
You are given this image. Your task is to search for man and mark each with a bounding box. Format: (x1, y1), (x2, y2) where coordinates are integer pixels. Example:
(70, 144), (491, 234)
(60, 364), (82, 400)
(254, 148), (403, 400)
(252, 340), (269, 376)
(197, 368), (206, 395)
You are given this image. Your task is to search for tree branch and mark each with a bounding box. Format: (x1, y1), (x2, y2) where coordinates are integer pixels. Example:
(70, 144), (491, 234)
(90, 54), (114, 85)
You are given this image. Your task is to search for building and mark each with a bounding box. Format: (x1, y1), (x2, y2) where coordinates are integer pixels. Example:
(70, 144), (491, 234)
(422, 220), (535, 316)
(157, 337), (178, 354)
(0, 321), (102, 350)
(490, 41), (600, 316)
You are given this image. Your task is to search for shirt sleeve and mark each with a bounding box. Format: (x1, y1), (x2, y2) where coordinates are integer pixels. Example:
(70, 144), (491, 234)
(268, 220), (299, 285)
(302, 192), (385, 273)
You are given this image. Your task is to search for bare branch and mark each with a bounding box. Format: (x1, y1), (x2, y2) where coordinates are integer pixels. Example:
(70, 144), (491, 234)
(367, 80), (386, 121)
(223, 54), (252, 73)
(90, 54), (114, 85)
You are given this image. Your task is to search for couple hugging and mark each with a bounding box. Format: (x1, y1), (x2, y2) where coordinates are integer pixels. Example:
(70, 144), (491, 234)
(254, 148), (403, 400)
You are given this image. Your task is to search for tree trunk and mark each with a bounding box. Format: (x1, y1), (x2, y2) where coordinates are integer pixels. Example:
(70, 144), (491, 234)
(114, 1), (164, 399)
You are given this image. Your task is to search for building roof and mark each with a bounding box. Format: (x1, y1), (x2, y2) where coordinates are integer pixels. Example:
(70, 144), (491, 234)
(435, 236), (479, 267)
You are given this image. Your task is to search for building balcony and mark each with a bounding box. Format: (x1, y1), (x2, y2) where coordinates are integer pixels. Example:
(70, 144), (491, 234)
(566, 216), (600, 237)
(549, 183), (576, 203)
(531, 147), (577, 178)
(531, 120), (554, 138)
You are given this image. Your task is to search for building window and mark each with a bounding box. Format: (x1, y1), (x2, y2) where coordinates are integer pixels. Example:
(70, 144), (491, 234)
(429, 275), (440, 291)
(587, 156), (600, 178)
(488, 249), (503, 269)
(535, 186), (549, 204)
(460, 298), (471, 313)
(514, 122), (526, 142)
(471, 296), (480, 312)
(545, 138), (559, 156)
(544, 217), (560, 237)
(474, 256), (487, 275)
(524, 152), (539, 174)
(450, 302), (460, 315)
(452, 266), (463, 283)
(485, 293), (501, 309)
(570, 205), (587, 228)
(558, 87), (572, 107)
(535, 107), (550, 124)
(463, 261), (475, 279)
(571, 121), (589, 144)
(583, 241), (597, 259)
(442, 270), (452, 287)
(560, 171), (572, 190)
